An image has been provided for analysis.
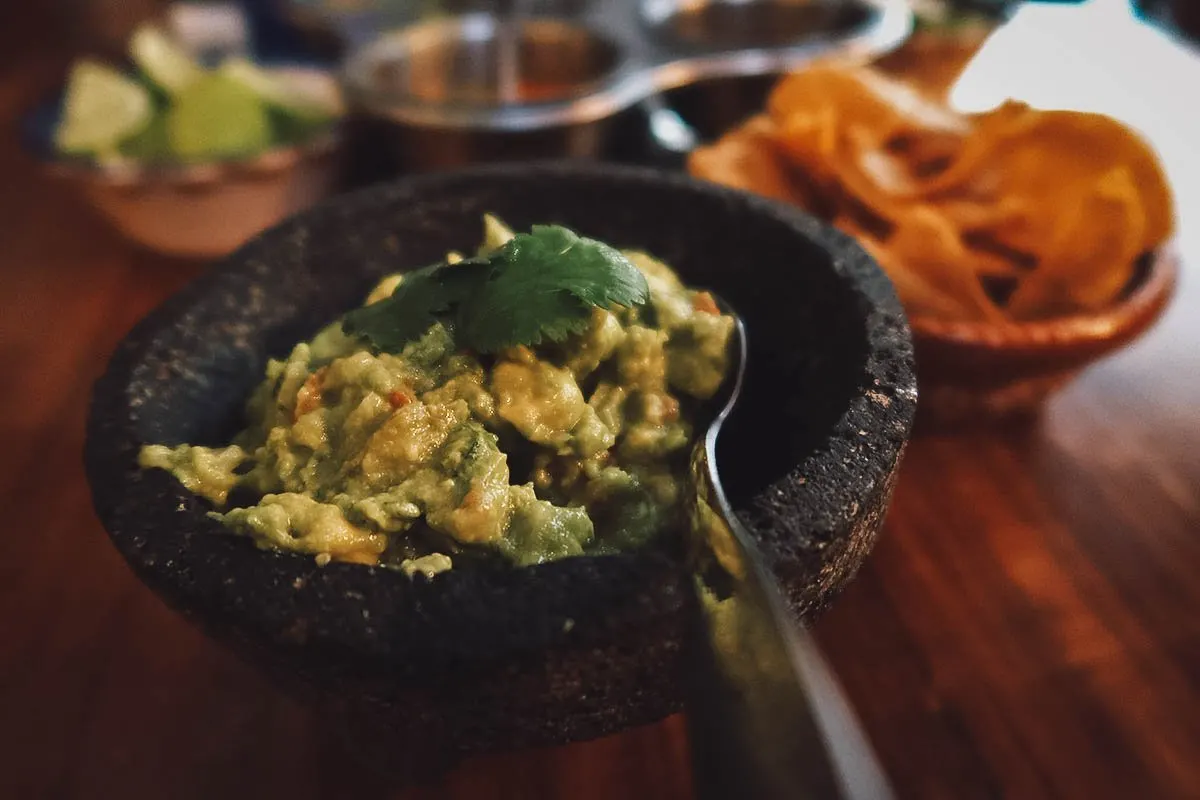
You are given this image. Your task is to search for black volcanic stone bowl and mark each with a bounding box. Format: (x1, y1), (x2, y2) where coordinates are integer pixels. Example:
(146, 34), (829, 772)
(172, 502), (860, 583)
(85, 162), (916, 780)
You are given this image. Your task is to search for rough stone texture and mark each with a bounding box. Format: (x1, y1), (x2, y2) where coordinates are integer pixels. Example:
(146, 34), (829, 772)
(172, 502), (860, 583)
(84, 162), (916, 779)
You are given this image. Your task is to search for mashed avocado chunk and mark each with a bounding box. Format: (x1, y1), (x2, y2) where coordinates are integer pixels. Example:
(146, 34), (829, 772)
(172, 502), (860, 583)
(138, 218), (734, 573)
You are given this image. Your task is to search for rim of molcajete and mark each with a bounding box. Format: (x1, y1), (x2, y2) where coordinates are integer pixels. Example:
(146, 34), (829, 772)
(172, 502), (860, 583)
(83, 161), (916, 774)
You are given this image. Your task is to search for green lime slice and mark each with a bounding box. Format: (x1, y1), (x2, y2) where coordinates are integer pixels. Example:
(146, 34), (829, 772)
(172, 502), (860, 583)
(265, 106), (327, 147)
(219, 58), (339, 122)
(130, 23), (203, 96)
(118, 111), (171, 161)
(55, 60), (153, 157)
(167, 73), (271, 161)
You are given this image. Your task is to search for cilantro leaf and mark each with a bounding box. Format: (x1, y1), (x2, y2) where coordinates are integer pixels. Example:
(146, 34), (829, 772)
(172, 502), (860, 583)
(342, 260), (482, 352)
(509, 225), (649, 308)
(459, 289), (594, 350)
(340, 222), (650, 354)
(456, 225), (650, 351)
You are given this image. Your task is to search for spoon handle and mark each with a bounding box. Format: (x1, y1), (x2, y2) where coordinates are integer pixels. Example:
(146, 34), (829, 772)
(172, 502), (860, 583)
(684, 477), (895, 800)
(684, 309), (893, 800)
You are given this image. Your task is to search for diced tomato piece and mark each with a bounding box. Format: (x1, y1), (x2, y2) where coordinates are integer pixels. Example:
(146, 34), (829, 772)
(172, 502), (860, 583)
(388, 388), (415, 408)
(692, 291), (720, 315)
(293, 367), (328, 421)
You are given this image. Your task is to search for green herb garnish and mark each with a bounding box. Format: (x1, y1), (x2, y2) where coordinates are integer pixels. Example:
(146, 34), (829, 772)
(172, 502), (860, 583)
(342, 224), (650, 354)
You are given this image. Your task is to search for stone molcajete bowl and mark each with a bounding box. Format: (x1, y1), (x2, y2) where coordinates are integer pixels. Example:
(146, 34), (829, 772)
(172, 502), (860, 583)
(84, 162), (916, 780)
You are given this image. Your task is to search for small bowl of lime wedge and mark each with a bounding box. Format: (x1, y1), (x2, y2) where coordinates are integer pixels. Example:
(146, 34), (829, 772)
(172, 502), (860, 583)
(26, 23), (345, 259)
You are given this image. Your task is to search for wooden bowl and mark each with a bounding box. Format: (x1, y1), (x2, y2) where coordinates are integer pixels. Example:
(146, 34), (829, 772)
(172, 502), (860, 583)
(873, 24), (993, 100)
(84, 162), (916, 781)
(910, 249), (1177, 427)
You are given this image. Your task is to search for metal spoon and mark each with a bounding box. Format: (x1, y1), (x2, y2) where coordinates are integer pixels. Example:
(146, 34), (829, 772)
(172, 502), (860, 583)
(683, 299), (895, 800)
(643, 93), (701, 155)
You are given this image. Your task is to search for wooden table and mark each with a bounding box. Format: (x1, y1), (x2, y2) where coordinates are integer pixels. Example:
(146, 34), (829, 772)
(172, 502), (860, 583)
(4, 10), (1200, 800)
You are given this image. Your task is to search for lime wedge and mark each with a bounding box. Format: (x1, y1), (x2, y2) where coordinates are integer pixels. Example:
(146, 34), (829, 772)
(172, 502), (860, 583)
(55, 60), (153, 157)
(219, 58), (339, 121)
(266, 107), (327, 147)
(130, 23), (203, 96)
(167, 73), (271, 160)
(118, 112), (170, 161)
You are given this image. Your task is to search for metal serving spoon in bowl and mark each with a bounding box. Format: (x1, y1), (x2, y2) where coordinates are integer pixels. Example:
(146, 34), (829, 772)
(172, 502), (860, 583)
(683, 299), (895, 800)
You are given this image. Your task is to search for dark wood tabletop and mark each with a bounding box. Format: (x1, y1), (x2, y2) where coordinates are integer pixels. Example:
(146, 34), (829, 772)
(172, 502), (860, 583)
(4, 7), (1199, 800)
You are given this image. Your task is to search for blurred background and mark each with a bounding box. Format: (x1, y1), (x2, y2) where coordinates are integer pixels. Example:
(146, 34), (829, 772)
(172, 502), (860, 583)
(10, 0), (1200, 256)
(4, 1), (1200, 798)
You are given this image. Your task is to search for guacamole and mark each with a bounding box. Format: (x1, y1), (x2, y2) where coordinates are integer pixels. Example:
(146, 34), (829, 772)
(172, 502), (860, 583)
(139, 218), (734, 574)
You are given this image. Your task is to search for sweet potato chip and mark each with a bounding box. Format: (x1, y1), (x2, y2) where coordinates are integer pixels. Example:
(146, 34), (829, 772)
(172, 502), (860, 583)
(966, 248), (1027, 281)
(887, 128), (968, 177)
(689, 61), (1175, 324)
(911, 100), (1038, 198)
(1007, 166), (1147, 317)
(886, 205), (1005, 321)
(930, 196), (1026, 237)
(772, 105), (842, 196)
(921, 106), (1173, 257)
(688, 115), (813, 208)
(844, 217), (986, 321)
(826, 127), (919, 223)
(769, 63), (969, 147)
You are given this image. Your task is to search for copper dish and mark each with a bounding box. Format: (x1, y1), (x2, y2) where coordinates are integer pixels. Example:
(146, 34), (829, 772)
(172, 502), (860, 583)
(873, 24), (994, 100)
(47, 133), (341, 259)
(26, 65), (343, 260)
(909, 248), (1178, 427)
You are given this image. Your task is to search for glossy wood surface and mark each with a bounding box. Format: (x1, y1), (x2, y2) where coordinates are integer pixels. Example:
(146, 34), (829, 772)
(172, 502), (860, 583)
(3, 9), (1199, 800)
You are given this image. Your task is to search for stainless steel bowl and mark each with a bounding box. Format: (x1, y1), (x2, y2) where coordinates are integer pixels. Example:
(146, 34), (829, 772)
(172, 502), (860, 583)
(645, 0), (888, 144)
(364, 16), (624, 108)
(343, 14), (636, 170)
(336, 0), (912, 171)
(641, 0), (877, 50)
(658, 74), (777, 141)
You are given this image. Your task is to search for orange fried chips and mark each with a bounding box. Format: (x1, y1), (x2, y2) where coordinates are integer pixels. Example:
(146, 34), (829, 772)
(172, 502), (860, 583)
(688, 62), (1174, 322)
